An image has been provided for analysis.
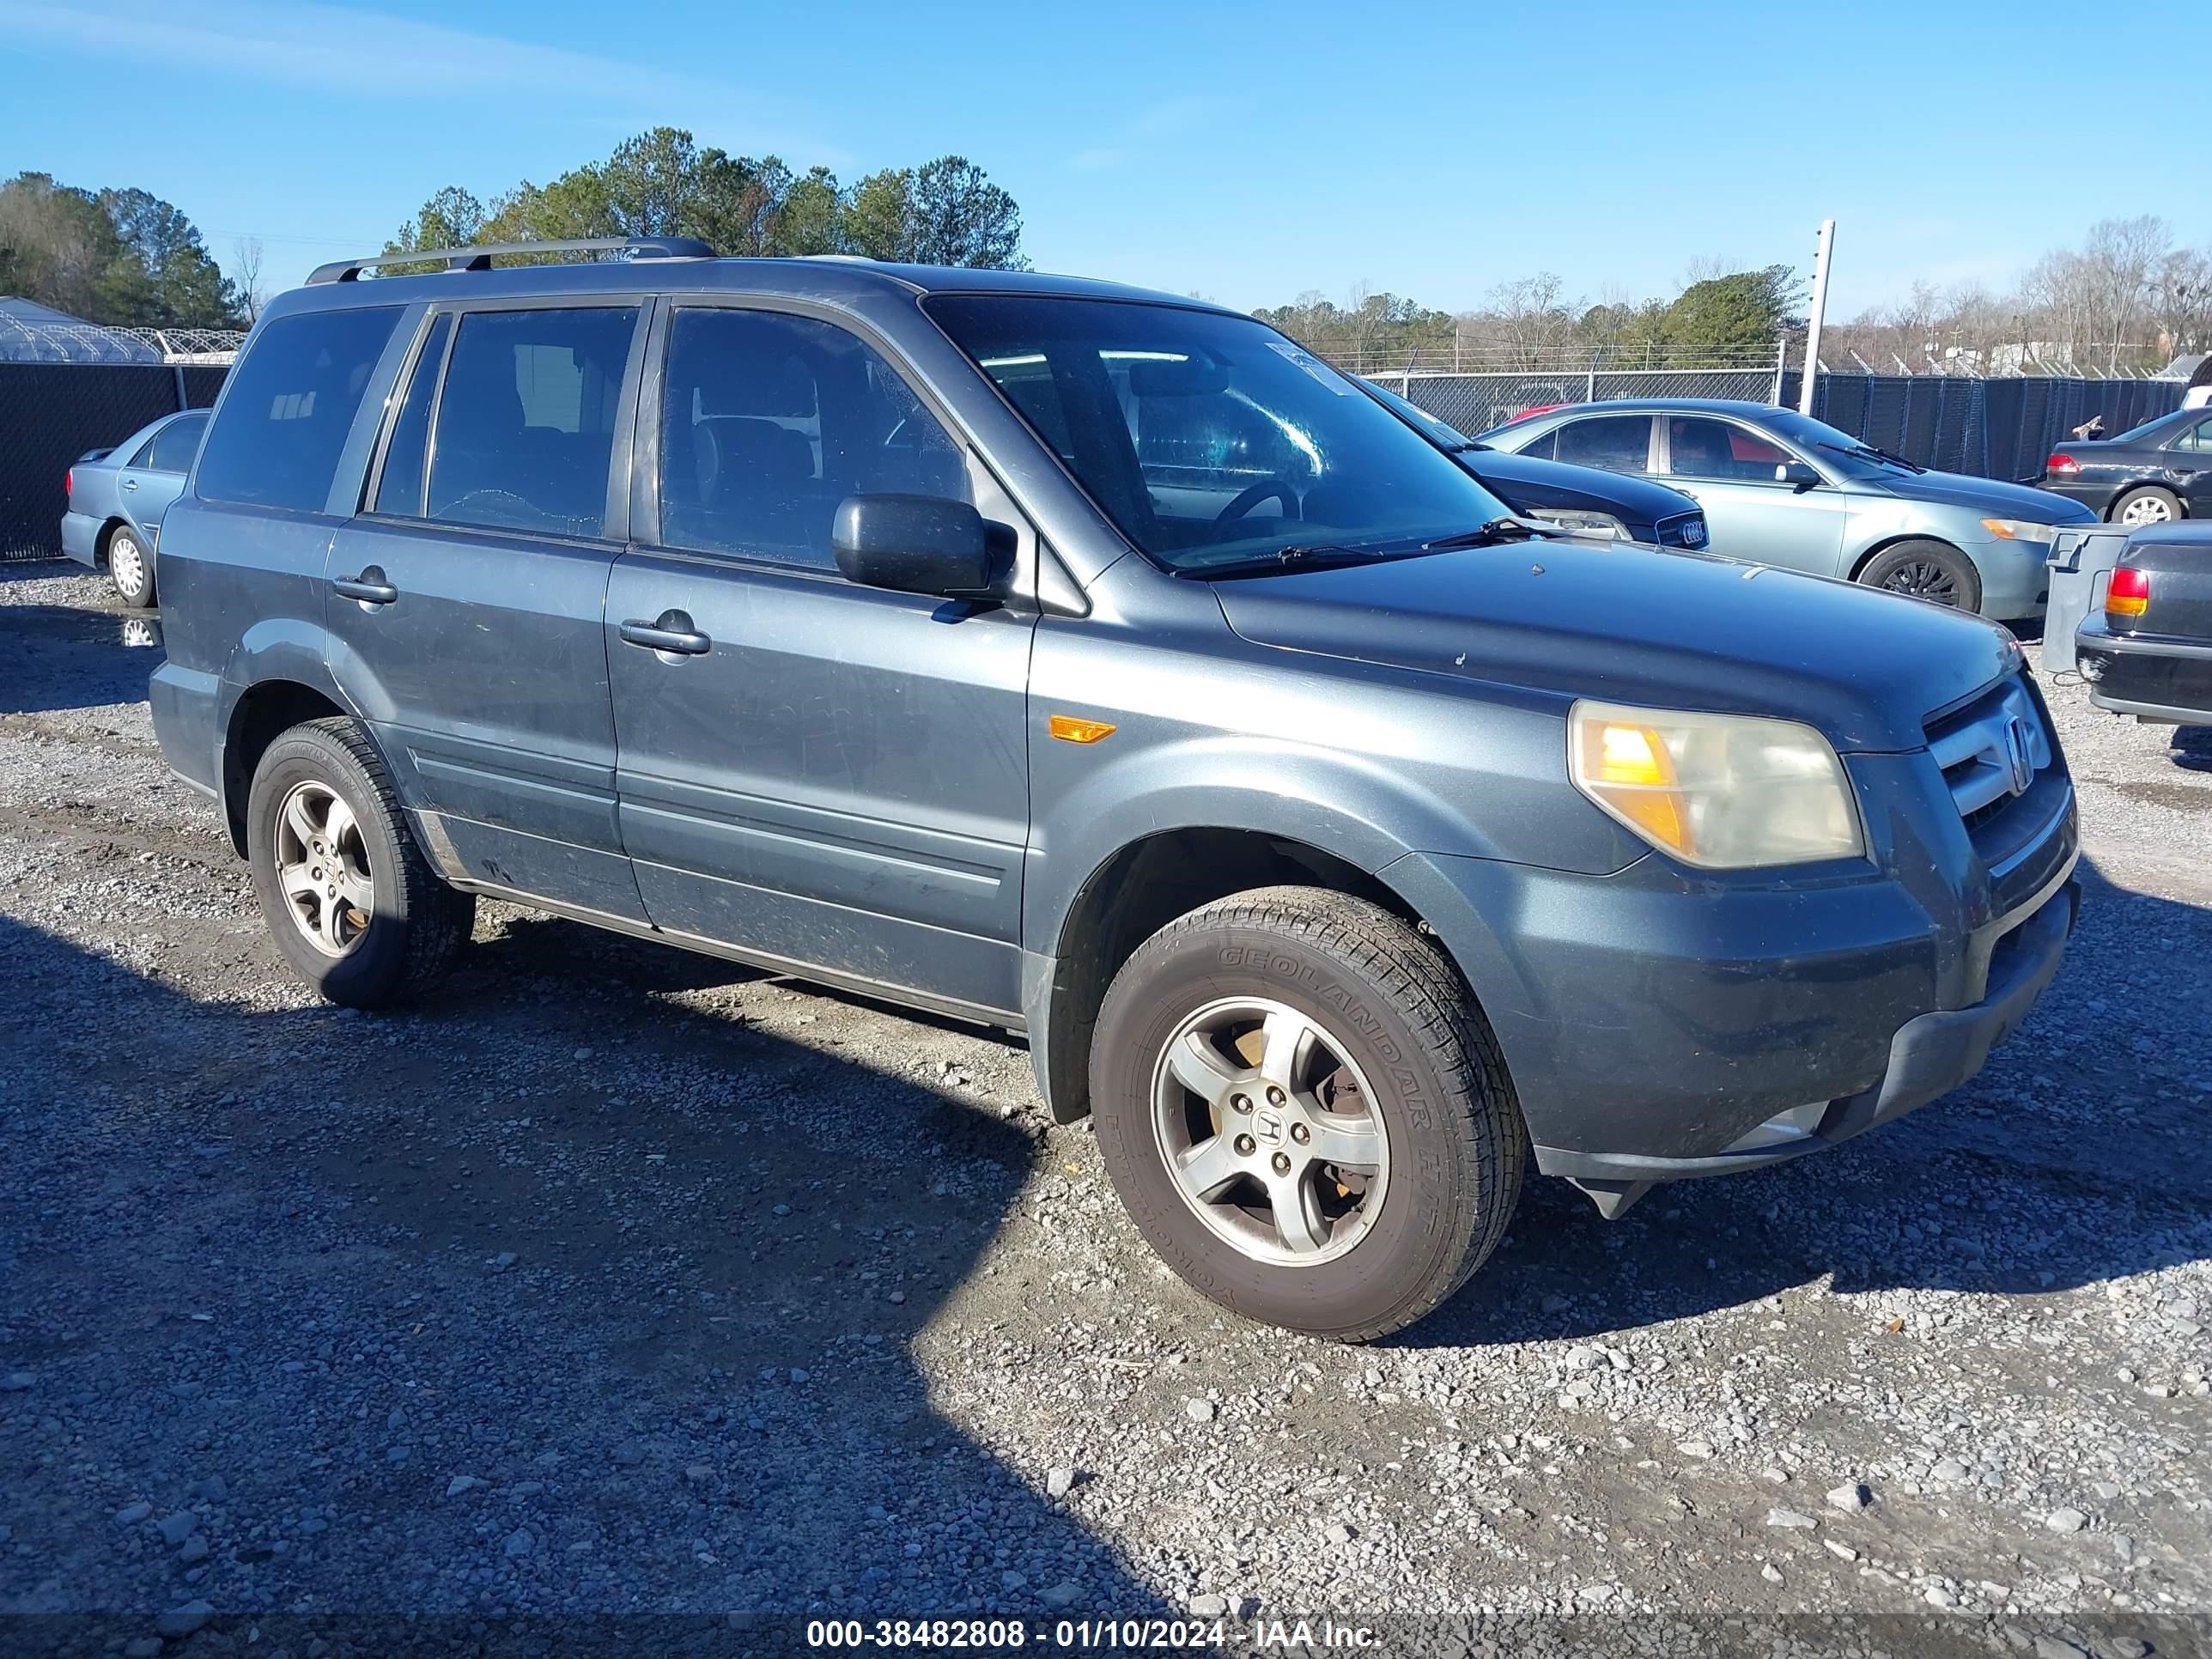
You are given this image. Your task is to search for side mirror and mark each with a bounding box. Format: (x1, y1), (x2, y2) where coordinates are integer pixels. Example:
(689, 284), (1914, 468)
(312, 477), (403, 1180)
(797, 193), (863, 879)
(1777, 461), (1821, 489)
(833, 494), (994, 597)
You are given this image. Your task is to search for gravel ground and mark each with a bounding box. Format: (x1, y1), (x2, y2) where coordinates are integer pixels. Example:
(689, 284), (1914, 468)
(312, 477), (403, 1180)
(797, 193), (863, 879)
(1, 562), (2207, 1655)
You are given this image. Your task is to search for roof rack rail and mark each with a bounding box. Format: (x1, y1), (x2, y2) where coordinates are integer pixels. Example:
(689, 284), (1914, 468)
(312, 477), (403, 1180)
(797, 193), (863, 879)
(306, 235), (717, 285)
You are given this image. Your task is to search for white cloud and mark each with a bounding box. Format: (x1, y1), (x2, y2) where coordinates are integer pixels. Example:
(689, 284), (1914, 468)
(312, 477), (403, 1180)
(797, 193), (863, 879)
(0, 0), (843, 162)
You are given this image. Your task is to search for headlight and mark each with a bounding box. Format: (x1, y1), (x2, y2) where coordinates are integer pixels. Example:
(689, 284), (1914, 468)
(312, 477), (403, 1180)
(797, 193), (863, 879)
(1567, 701), (1863, 869)
(1980, 517), (2059, 545)
(1530, 508), (1630, 540)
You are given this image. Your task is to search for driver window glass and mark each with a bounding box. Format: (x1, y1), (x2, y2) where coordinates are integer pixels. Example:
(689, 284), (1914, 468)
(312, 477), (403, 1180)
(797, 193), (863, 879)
(425, 306), (638, 538)
(1554, 416), (1651, 473)
(1668, 416), (1790, 482)
(658, 307), (969, 572)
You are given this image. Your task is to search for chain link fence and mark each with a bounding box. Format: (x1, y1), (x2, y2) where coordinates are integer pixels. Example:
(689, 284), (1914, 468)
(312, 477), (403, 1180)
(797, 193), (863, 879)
(1367, 368), (1785, 437)
(0, 364), (228, 559)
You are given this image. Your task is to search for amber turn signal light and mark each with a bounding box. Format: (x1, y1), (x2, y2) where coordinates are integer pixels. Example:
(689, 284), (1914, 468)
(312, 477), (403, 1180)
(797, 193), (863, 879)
(1048, 714), (1116, 744)
(2106, 567), (2149, 619)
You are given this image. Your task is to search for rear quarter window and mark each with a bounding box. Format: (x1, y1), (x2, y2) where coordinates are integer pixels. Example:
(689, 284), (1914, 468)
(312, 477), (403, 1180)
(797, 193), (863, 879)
(196, 307), (401, 512)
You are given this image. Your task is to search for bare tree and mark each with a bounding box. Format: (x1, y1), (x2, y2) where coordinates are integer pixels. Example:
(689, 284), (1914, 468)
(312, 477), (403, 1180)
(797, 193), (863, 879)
(231, 235), (267, 324)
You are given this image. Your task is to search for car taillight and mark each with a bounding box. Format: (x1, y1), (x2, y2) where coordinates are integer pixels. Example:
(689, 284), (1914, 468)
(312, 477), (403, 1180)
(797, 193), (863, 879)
(2045, 453), (2079, 477)
(2106, 567), (2150, 619)
(65, 468), (74, 497)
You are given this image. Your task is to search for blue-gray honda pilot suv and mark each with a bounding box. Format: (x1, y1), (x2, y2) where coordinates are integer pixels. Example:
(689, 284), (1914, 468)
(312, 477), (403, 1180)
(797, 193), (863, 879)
(149, 239), (2081, 1340)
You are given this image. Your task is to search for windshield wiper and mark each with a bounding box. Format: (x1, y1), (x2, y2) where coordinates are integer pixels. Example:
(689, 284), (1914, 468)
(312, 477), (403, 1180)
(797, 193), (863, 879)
(1183, 542), (1399, 579)
(1819, 440), (1924, 475)
(1420, 516), (1559, 550)
(1440, 440), (1491, 453)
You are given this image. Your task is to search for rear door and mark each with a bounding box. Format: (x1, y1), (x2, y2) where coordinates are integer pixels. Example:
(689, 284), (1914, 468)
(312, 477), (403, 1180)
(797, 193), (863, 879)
(605, 301), (1035, 1018)
(128, 411), (207, 544)
(1657, 413), (1850, 574)
(325, 300), (650, 921)
(2164, 416), (2212, 515)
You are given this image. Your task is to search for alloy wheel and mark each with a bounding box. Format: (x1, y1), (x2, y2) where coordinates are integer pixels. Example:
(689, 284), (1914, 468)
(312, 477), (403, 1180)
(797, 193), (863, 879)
(272, 781), (374, 957)
(1150, 996), (1390, 1267)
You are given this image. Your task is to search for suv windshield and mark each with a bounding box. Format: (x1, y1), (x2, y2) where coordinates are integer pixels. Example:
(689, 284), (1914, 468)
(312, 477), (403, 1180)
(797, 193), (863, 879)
(927, 295), (1510, 573)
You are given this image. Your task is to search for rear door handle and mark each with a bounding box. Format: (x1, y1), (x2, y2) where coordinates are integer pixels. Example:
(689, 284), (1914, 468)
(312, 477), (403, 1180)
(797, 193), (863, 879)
(120, 477), (138, 492)
(618, 611), (711, 656)
(334, 568), (398, 605)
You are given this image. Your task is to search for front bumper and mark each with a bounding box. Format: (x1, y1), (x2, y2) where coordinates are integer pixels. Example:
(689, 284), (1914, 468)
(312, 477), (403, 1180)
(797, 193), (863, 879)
(1958, 533), (2059, 620)
(1382, 744), (2079, 1211)
(2076, 621), (2212, 725)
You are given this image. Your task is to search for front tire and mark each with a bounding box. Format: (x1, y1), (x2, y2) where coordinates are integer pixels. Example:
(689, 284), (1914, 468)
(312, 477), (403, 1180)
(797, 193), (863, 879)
(1089, 887), (1525, 1341)
(106, 526), (155, 607)
(246, 718), (473, 1006)
(2111, 486), (2182, 527)
(1857, 538), (1983, 611)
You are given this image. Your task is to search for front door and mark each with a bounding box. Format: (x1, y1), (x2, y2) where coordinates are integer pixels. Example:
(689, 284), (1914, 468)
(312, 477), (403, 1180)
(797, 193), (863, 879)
(1658, 413), (1851, 576)
(326, 301), (651, 921)
(606, 303), (1034, 1017)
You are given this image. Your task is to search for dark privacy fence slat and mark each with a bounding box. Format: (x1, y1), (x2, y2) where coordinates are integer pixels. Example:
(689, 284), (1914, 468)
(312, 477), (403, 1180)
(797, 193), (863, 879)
(0, 364), (228, 558)
(1782, 373), (2185, 483)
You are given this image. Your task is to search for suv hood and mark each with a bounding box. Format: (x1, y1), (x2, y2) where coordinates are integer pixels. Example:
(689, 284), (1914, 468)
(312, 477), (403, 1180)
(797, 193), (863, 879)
(1214, 540), (2020, 752)
(1859, 467), (2090, 521)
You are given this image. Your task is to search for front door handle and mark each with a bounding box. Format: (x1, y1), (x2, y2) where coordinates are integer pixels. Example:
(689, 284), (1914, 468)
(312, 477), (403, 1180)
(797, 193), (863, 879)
(618, 611), (711, 656)
(334, 568), (398, 605)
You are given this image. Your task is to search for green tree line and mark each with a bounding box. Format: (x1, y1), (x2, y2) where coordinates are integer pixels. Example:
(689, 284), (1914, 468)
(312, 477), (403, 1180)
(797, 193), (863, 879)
(0, 172), (245, 327)
(386, 129), (1027, 270)
(1256, 265), (1806, 368)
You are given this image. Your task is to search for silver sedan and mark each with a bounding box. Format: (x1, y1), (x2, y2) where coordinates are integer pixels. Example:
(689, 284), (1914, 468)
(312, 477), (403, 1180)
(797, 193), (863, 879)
(1480, 398), (2095, 620)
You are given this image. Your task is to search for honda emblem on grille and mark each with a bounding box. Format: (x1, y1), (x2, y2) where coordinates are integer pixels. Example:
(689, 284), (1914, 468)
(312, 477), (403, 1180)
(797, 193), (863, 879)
(2002, 714), (2035, 796)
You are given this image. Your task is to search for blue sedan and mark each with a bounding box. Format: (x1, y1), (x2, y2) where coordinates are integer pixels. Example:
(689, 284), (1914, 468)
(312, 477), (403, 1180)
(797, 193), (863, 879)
(61, 408), (208, 606)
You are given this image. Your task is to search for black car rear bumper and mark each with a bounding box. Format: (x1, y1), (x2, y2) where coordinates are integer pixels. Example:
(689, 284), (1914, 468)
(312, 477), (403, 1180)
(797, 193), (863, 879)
(2076, 621), (2212, 725)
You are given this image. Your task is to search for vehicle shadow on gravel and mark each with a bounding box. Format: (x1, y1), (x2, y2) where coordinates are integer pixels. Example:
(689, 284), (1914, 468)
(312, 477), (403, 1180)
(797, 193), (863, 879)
(0, 912), (1168, 1620)
(0, 599), (164, 715)
(1404, 856), (2212, 1351)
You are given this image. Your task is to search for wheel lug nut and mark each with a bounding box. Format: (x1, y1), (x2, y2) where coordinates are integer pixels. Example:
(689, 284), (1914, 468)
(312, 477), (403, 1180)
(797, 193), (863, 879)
(1266, 1086), (1286, 1107)
(1231, 1095), (1251, 1114)
(1271, 1152), (1292, 1176)
(1291, 1122), (1310, 1145)
(1234, 1134), (1255, 1157)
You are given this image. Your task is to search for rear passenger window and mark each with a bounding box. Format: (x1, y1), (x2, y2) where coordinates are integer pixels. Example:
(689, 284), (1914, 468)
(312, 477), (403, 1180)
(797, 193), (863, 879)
(195, 307), (400, 512)
(373, 314), (452, 516)
(426, 307), (639, 538)
(658, 307), (969, 571)
(1554, 416), (1652, 474)
(149, 412), (207, 473)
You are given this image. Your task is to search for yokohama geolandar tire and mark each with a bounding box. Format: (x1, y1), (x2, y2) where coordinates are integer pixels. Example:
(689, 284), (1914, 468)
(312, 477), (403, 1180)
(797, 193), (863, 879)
(245, 718), (474, 1007)
(1090, 886), (1526, 1341)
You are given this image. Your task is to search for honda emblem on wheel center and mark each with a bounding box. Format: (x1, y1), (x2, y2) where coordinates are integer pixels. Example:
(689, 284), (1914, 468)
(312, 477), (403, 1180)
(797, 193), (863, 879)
(1254, 1109), (1286, 1147)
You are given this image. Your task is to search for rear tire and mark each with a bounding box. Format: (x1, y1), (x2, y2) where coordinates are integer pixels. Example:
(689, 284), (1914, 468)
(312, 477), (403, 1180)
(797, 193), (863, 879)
(1857, 538), (1983, 612)
(106, 526), (155, 607)
(2110, 486), (2182, 527)
(245, 718), (473, 1006)
(1089, 886), (1525, 1341)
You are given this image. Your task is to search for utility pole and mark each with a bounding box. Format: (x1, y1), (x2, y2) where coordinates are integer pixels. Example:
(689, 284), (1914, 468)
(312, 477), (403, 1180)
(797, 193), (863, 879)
(1799, 218), (1835, 416)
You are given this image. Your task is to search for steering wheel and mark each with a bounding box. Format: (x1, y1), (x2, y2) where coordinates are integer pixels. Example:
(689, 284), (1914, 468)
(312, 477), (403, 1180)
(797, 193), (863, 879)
(1207, 478), (1303, 541)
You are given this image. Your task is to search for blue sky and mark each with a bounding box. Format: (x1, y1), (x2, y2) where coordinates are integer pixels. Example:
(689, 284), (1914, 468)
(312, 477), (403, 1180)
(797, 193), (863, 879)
(4, 0), (2206, 318)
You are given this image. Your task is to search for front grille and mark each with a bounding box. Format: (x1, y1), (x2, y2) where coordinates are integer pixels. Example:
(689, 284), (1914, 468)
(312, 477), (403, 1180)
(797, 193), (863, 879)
(1655, 512), (1708, 550)
(1924, 672), (2055, 853)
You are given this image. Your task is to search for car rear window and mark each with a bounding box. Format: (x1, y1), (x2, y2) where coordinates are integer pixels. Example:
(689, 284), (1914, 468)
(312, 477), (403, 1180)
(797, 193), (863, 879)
(196, 307), (400, 512)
